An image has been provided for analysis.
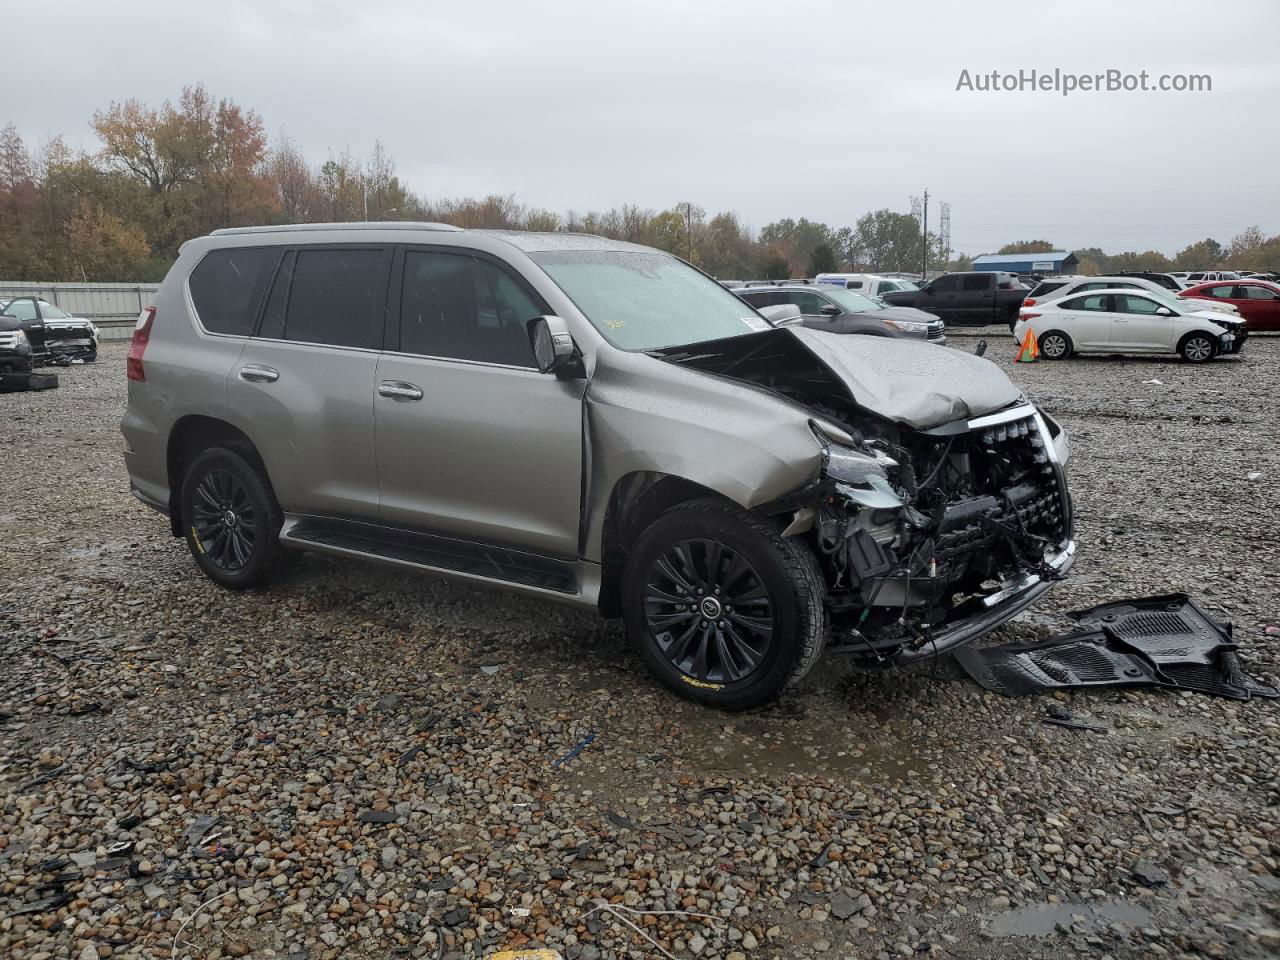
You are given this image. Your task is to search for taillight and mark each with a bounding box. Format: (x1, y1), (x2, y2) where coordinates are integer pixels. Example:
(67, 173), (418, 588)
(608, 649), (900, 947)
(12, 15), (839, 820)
(1021, 312), (1041, 321)
(127, 306), (155, 382)
(1023, 298), (1037, 306)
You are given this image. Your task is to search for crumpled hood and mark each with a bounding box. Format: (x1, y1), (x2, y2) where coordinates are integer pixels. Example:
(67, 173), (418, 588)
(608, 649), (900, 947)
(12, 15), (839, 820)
(654, 327), (1025, 431)
(788, 327), (1022, 428)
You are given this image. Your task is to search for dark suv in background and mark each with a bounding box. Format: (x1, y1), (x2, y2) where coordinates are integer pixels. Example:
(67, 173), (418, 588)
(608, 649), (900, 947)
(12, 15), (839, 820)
(880, 271), (1027, 325)
(0, 297), (100, 364)
(736, 284), (945, 342)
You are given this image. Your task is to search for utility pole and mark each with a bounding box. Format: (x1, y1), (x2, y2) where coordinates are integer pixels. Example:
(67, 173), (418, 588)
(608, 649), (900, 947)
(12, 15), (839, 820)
(684, 202), (693, 262)
(920, 188), (929, 281)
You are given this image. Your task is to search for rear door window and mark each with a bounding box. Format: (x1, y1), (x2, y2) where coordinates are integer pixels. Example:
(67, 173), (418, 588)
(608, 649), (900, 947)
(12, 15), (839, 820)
(189, 247), (280, 336)
(1061, 294), (1111, 312)
(281, 247), (391, 349)
(1028, 281), (1066, 298)
(961, 274), (991, 291)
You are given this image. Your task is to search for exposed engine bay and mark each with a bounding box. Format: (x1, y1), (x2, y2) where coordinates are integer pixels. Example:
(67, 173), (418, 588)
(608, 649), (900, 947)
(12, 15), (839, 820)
(655, 329), (1075, 663)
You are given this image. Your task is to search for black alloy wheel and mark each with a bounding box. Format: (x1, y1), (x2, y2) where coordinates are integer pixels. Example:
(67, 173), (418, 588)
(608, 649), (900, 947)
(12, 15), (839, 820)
(621, 498), (827, 711)
(644, 538), (774, 685)
(190, 468), (258, 572)
(180, 446), (285, 588)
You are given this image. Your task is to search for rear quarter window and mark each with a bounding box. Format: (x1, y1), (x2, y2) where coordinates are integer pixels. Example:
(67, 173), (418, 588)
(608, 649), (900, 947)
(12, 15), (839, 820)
(188, 247), (280, 336)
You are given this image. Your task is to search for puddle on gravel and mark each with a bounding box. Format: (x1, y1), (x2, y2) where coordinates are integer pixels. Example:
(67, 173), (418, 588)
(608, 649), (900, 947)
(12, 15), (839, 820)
(988, 900), (1154, 937)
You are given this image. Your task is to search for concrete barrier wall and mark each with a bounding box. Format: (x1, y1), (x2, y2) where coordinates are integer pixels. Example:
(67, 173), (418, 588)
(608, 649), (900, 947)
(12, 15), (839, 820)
(0, 282), (160, 341)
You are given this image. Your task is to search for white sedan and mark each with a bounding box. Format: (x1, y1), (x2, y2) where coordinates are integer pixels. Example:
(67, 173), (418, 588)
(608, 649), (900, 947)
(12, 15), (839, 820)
(1015, 289), (1247, 363)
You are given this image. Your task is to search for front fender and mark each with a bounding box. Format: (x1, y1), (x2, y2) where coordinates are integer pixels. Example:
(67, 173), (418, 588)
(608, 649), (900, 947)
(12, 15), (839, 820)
(581, 350), (822, 562)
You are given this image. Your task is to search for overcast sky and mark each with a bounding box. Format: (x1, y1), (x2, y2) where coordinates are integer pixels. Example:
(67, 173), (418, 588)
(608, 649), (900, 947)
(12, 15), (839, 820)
(4, 0), (1277, 255)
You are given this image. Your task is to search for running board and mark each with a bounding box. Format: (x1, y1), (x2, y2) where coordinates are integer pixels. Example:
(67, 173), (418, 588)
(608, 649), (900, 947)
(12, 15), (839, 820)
(280, 516), (579, 595)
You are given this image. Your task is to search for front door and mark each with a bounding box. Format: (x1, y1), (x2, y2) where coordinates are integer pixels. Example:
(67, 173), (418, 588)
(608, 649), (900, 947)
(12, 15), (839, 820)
(374, 246), (585, 559)
(919, 275), (960, 317)
(1235, 284), (1280, 330)
(1, 298), (47, 358)
(1111, 293), (1177, 351)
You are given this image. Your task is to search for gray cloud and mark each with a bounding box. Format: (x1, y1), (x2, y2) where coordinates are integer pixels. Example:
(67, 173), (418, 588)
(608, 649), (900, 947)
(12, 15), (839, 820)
(3, 0), (1277, 254)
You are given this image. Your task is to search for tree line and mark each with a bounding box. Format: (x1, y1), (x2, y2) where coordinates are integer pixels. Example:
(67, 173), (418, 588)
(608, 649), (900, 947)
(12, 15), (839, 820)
(988, 235), (1280, 275)
(2, 85), (1277, 282)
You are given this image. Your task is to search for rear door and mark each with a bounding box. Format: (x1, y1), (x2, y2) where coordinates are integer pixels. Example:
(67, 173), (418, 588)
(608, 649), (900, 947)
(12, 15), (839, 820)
(1112, 293), (1176, 351)
(229, 245), (389, 519)
(373, 246), (585, 558)
(1054, 293), (1114, 349)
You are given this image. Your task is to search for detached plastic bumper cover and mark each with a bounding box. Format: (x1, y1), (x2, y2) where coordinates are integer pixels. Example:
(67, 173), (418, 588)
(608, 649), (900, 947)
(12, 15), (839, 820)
(893, 540), (1076, 665)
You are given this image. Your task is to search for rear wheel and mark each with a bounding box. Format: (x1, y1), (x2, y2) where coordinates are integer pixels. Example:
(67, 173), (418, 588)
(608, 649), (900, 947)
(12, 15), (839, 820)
(179, 447), (285, 589)
(1179, 332), (1216, 363)
(1038, 330), (1073, 359)
(622, 499), (827, 711)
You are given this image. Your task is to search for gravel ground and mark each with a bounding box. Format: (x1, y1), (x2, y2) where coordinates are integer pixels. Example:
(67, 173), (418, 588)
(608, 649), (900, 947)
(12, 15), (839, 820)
(1, 336), (1277, 960)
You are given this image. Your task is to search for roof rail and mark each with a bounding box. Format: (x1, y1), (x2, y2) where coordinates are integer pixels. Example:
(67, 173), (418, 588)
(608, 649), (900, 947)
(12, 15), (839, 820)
(209, 221), (463, 236)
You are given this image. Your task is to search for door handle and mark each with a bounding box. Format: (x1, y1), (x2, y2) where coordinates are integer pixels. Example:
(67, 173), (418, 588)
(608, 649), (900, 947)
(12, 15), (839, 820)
(378, 381), (424, 401)
(239, 364), (279, 383)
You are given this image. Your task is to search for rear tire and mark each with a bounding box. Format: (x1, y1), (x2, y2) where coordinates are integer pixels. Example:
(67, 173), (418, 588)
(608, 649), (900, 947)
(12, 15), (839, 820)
(1179, 332), (1216, 363)
(1038, 330), (1073, 359)
(179, 447), (285, 589)
(621, 498), (827, 711)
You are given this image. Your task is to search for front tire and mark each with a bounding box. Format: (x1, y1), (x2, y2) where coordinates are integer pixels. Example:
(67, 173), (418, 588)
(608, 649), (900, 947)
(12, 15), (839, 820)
(621, 499), (827, 711)
(1179, 332), (1216, 363)
(180, 447), (285, 589)
(1038, 330), (1073, 359)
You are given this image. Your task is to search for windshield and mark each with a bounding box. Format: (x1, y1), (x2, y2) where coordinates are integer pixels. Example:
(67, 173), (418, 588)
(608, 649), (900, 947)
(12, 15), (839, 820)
(38, 301), (72, 319)
(819, 288), (884, 314)
(530, 250), (768, 350)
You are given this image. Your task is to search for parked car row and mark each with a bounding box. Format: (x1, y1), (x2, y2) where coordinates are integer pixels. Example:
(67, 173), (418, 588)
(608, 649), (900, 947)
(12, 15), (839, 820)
(0, 296), (99, 391)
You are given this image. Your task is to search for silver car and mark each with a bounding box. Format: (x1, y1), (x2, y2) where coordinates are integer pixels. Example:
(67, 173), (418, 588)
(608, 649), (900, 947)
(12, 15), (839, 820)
(122, 223), (1074, 710)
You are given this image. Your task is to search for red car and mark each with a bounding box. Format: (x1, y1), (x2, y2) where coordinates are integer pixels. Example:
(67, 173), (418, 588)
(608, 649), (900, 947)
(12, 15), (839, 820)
(1178, 279), (1280, 331)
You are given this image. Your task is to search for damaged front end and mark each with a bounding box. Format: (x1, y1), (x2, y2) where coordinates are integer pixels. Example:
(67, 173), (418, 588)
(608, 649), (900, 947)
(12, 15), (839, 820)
(655, 328), (1075, 666)
(807, 405), (1075, 664)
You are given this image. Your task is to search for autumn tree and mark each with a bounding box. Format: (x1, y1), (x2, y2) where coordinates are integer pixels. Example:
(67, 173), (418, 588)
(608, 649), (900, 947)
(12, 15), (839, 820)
(997, 239), (1056, 254)
(808, 242), (838, 276)
(1171, 237), (1223, 270)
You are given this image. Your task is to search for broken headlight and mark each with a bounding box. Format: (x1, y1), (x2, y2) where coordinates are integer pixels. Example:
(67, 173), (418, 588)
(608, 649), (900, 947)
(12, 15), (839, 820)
(811, 421), (905, 509)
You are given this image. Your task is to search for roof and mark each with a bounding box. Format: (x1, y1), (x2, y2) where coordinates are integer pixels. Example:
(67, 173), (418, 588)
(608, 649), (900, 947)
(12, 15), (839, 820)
(210, 221), (462, 236)
(474, 230), (653, 254)
(205, 223), (654, 255)
(972, 251), (1076, 266)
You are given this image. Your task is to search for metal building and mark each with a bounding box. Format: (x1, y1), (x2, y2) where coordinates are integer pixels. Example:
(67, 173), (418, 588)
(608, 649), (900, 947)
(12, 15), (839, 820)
(970, 251), (1079, 275)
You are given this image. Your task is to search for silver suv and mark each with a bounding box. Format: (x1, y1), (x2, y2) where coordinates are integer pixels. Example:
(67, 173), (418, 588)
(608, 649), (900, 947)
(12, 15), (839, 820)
(122, 223), (1075, 710)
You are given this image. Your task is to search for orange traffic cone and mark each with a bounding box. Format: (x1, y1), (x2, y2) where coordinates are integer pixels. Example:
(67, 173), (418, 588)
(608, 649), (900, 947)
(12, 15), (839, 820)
(1015, 329), (1039, 363)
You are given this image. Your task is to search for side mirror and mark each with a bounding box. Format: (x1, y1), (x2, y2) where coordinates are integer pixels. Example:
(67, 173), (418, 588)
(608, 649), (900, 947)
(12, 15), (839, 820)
(818, 304), (841, 317)
(1155, 307), (1175, 317)
(527, 315), (577, 374)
